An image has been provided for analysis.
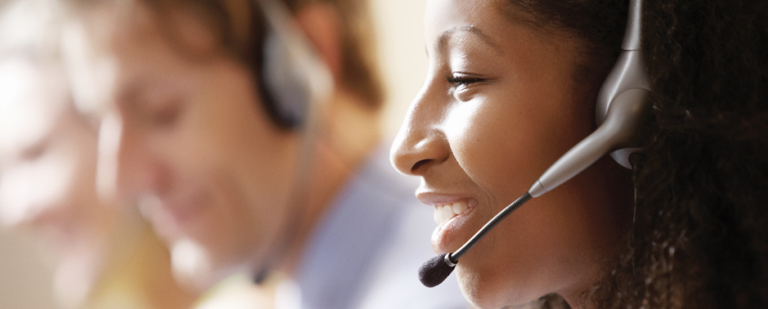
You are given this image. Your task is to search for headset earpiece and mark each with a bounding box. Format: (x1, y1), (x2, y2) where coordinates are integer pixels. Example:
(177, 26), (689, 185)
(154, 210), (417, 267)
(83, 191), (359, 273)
(528, 0), (650, 197)
(529, 87), (650, 197)
(257, 0), (332, 128)
(262, 30), (311, 126)
(251, 0), (333, 283)
(595, 0), (650, 169)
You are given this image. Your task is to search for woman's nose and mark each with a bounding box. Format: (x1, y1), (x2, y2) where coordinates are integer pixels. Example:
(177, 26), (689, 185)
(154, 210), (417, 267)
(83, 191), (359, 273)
(390, 87), (450, 176)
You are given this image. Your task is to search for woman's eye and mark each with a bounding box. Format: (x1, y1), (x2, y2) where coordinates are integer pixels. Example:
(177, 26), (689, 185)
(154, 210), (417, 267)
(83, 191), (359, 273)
(446, 73), (487, 101)
(446, 74), (484, 88)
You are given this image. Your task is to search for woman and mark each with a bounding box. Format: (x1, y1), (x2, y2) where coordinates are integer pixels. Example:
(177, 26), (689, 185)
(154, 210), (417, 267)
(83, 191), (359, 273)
(391, 0), (768, 308)
(0, 1), (197, 307)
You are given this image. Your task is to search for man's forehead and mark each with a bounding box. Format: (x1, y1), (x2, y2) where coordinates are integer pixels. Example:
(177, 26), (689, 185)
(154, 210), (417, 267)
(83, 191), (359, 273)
(61, 2), (222, 114)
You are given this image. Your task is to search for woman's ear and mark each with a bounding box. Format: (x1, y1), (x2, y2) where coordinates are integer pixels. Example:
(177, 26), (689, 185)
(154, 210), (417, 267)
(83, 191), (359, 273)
(294, 3), (342, 81)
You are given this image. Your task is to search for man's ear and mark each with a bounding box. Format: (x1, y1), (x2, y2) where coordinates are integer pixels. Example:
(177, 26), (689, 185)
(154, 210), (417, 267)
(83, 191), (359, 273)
(294, 3), (342, 81)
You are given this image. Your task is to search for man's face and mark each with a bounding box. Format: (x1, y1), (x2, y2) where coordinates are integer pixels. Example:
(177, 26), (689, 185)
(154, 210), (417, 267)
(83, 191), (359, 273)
(64, 4), (300, 289)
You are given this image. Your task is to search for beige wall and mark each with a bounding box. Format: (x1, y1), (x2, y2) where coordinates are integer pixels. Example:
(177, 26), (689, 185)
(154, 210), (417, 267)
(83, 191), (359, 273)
(370, 0), (429, 139)
(0, 231), (56, 309)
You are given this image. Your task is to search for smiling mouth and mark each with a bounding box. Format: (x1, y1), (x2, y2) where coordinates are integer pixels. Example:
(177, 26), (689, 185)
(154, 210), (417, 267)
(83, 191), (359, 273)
(433, 200), (470, 225)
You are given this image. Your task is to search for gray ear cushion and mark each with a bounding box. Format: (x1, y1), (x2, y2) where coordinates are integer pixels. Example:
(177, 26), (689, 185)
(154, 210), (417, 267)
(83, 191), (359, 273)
(262, 30), (310, 127)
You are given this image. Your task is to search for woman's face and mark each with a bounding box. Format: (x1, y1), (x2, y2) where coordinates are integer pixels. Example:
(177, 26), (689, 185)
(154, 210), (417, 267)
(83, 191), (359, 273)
(391, 0), (631, 307)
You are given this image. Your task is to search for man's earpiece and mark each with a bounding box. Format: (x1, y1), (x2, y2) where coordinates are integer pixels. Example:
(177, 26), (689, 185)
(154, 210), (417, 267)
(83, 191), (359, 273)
(257, 0), (332, 128)
(250, 0), (333, 284)
(262, 31), (311, 126)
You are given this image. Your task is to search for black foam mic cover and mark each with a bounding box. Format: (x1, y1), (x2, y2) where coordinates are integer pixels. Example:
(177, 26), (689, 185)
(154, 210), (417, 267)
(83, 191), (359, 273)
(419, 253), (455, 287)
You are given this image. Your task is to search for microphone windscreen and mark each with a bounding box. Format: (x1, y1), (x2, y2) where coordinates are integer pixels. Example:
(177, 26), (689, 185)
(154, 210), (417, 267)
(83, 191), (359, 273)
(418, 253), (455, 287)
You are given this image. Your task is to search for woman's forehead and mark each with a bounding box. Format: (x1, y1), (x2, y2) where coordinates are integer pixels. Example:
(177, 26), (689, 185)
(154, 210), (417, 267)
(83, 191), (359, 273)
(423, 0), (578, 65)
(424, 0), (502, 39)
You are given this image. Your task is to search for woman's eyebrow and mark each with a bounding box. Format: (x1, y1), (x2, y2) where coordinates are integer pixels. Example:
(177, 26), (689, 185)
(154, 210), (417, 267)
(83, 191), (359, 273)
(437, 25), (502, 53)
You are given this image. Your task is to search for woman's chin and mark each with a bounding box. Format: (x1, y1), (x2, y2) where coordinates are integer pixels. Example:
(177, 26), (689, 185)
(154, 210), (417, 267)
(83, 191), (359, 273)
(456, 264), (506, 309)
(456, 263), (544, 309)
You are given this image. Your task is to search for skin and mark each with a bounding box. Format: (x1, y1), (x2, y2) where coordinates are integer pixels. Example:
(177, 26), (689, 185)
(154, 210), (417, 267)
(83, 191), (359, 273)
(63, 2), (380, 290)
(390, 0), (631, 308)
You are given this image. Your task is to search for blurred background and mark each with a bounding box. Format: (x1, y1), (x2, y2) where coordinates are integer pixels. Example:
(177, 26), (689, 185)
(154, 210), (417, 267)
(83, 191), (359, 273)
(371, 0), (428, 138)
(0, 0), (428, 307)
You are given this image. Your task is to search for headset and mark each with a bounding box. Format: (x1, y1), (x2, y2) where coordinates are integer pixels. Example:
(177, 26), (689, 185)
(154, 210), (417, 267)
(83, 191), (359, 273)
(419, 0), (652, 287)
(256, 0), (330, 127)
(249, 0), (333, 282)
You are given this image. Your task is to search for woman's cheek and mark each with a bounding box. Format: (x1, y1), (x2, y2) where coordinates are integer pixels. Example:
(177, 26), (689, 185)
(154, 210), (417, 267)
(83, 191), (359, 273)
(443, 98), (521, 195)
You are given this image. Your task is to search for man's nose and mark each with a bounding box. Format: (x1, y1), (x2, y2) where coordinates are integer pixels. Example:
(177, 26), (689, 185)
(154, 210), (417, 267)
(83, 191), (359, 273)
(96, 112), (168, 202)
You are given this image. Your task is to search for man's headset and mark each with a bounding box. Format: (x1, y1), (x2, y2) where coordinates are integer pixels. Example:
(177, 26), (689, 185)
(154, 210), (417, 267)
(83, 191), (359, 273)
(419, 0), (651, 287)
(249, 0), (333, 282)
(255, 0), (330, 127)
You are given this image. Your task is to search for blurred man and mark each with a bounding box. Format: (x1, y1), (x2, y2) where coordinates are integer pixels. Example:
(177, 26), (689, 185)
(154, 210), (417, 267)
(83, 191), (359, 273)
(0, 0), (197, 308)
(61, 0), (467, 307)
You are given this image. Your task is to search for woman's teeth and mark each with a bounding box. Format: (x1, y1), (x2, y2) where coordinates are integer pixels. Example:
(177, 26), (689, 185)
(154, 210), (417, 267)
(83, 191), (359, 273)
(433, 200), (469, 225)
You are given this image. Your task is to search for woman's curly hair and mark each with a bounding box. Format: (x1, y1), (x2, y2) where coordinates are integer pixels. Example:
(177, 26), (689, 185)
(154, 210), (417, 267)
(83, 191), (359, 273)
(505, 0), (768, 308)
(595, 0), (768, 308)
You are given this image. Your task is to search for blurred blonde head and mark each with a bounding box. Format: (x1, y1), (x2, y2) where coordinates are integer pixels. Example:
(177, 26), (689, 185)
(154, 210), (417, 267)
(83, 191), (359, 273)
(0, 1), (196, 307)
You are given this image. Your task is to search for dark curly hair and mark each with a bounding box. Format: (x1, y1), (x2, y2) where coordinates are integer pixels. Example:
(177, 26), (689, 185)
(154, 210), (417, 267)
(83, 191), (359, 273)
(503, 0), (768, 308)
